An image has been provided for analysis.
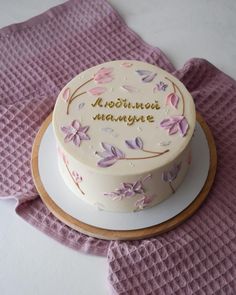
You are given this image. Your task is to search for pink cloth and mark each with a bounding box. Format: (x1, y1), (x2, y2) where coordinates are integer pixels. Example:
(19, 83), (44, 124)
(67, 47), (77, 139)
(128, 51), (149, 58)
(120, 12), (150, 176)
(0, 0), (235, 293)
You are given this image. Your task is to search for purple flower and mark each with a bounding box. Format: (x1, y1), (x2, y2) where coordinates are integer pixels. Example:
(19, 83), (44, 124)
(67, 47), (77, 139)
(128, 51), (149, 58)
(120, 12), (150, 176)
(166, 93), (179, 109)
(162, 163), (181, 183)
(61, 120), (90, 147)
(125, 137), (143, 150)
(160, 116), (189, 137)
(153, 81), (168, 92)
(104, 174), (151, 200)
(135, 195), (153, 210)
(96, 143), (125, 168)
(136, 70), (157, 83)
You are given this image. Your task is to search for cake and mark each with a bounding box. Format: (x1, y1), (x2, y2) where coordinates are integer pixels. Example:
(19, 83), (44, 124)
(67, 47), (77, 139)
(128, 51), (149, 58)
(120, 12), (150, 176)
(52, 60), (196, 212)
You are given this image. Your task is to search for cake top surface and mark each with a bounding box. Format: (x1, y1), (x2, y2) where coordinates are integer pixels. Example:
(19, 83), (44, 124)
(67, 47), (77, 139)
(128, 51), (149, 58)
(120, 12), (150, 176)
(53, 60), (196, 175)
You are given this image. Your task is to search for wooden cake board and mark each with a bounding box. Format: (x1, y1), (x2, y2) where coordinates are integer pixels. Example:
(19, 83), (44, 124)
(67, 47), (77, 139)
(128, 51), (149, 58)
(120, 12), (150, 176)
(31, 112), (217, 240)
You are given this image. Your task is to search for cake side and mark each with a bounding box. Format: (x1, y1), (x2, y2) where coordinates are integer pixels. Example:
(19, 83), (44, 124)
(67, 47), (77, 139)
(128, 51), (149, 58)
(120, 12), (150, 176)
(53, 60), (196, 212)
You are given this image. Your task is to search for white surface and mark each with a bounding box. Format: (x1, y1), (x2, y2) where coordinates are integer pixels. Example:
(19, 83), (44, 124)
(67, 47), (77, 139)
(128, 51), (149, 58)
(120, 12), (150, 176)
(0, 1), (235, 295)
(39, 122), (209, 230)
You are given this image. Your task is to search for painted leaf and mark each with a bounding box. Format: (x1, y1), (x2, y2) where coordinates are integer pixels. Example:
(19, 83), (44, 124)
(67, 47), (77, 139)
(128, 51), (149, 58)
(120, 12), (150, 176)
(178, 117), (189, 136)
(88, 87), (106, 96)
(62, 88), (70, 102)
(121, 62), (133, 67)
(136, 70), (153, 76)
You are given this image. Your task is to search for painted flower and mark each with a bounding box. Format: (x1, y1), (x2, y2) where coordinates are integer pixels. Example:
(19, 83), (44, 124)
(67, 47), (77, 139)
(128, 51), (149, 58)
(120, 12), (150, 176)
(104, 174), (151, 200)
(160, 116), (189, 137)
(88, 87), (106, 96)
(166, 93), (179, 109)
(136, 70), (157, 83)
(61, 120), (90, 147)
(57, 147), (69, 165)
(153, 81), (168, 92)
(96, 143), (125, 167)
(135, 195), (153, 210)
(162, 163), (181, 183)
(72, 171), (82, 183)
(125, 137), (143, 150)
(94, 67), (113, 84)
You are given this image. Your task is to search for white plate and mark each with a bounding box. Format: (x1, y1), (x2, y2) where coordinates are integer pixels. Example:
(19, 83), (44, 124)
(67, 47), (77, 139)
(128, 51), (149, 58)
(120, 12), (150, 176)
(38, 122), (209, 230)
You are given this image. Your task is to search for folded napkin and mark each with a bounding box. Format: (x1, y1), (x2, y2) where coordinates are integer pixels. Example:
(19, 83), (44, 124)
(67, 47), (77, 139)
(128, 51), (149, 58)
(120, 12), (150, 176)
(0, 0), (235, 293)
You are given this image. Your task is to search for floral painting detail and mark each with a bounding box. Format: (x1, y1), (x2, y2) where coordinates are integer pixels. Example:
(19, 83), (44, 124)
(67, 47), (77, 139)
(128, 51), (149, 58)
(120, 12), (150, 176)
(94, 67), (114, 84)
(125, 137), (143, 150)
(166, 93), (179, 109)
(134, 195), (153, 211)
(121, 62), (133, 67)
(121, 85), (138, 93)
(57, 147), (69, 165)
(96, 138), (169, 168)
(61, 120), (90, 147)
(95, 143), (125, 168)
(160, 116), (189, 137)
(159, 141), (171, 147)
(62, 88), (70, 102)
(65, 67), (114, 114)
(136, 70), (157, 83)
(88, 86), (106, 96)
(72, 171), (83, 184)
(153, 81), (168, 92)
(104, 174), (151, 200)
(162, 162), (181, 193)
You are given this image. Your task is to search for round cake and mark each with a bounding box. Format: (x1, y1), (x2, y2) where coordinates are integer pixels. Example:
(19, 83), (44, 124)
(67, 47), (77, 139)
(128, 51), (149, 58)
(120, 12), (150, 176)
(52, 60), (196, 212)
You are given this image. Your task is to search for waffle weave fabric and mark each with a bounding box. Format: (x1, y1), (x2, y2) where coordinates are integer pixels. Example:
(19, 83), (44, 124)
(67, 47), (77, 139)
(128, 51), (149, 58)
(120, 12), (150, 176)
(0, 0), (235, 294)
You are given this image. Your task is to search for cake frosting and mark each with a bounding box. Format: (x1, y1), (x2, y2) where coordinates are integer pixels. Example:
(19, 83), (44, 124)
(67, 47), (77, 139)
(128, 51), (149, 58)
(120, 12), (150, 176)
(53, 60), (196, 212)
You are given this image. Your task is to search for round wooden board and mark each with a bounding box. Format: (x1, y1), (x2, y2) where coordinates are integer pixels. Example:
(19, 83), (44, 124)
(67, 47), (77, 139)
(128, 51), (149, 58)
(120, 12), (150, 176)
(31, 112), (217, 241)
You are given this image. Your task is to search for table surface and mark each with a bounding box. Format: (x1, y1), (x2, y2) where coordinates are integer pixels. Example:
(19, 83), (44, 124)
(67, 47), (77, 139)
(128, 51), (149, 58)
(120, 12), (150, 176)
(0, 1), (235, 295)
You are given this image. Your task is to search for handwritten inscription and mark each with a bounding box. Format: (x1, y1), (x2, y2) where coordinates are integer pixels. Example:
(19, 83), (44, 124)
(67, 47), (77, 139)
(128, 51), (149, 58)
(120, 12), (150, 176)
(91, 97), (160, 126)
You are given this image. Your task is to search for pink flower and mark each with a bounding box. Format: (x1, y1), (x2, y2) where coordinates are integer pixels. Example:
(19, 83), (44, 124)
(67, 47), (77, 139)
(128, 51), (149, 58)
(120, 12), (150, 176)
(166, 93), (179, 109)
(160, 116), (189, 137)
(135, 195), (153, 210)
(94, 67), (113, 84)
(61, 120), (90, 147)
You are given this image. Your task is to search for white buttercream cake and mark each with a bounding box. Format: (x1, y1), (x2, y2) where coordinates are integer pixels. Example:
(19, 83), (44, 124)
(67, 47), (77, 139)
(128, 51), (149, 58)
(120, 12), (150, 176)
(52, 60), (196, 212)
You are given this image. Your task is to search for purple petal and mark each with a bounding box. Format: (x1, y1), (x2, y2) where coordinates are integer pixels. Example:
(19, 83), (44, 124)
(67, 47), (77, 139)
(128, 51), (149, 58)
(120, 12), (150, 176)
(111, 146), (125, 158)
(79, 126), (89, 133)
(64, 133), (74, 143)
(71, 120), (81, 130)
(169, 123), (179, 135)
(61, 126), (74, 134)
(95, 151), (112, 158)
(142, 73), (157, 83)
(97, 156), (117, 168)
(160, 118), (173, 129)
(73, 135), (81, 147)
(101, 142), (114, 152)
(178, 117), (189, 136)
(79, 133), (90, 140)
(125, 139), (137, 149)
(135, 137), (143, 149)
(136, 70), (153, 76)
